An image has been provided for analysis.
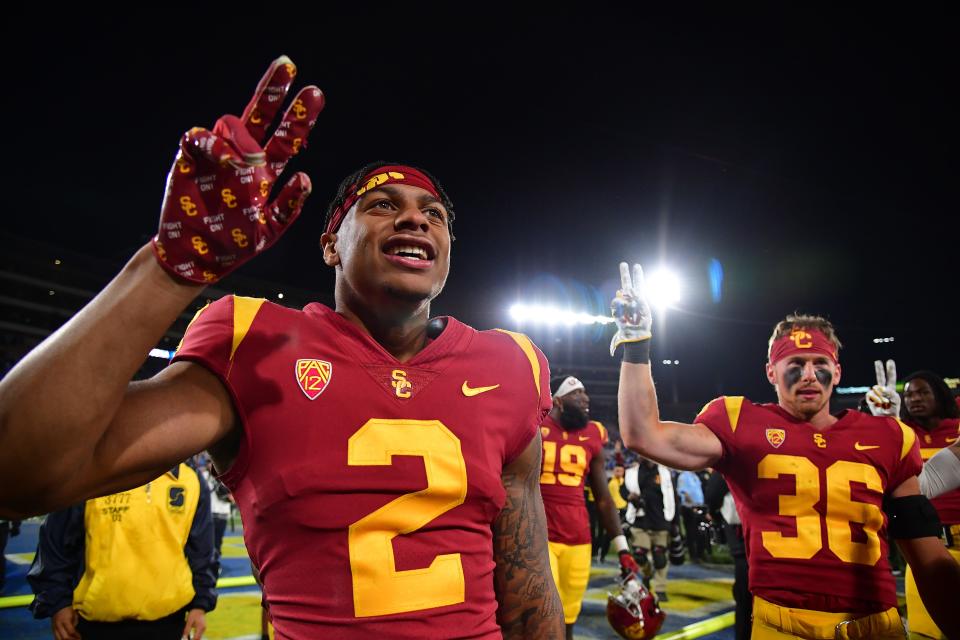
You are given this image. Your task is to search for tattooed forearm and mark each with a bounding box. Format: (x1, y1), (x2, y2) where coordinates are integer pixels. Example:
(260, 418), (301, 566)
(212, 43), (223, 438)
(493, 435), (564, 639)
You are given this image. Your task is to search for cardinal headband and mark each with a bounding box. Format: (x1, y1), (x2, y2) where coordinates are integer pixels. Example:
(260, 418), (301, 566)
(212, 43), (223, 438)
(325, 164), (441, 234)
(769, 328), (838, 364)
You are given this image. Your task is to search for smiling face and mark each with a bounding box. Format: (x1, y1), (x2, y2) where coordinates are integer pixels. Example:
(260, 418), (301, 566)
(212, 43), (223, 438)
(322, 183), (452, 313)
(766, 353), (841, 422)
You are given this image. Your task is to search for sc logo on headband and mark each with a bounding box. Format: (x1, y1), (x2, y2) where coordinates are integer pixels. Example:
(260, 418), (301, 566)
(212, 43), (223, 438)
(789, 330), (813, 349)
(356, 172), (406, 197)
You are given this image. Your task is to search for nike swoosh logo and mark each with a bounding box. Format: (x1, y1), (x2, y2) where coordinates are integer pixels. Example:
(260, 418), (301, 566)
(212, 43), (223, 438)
(462, 381), (500, 397)
(854, 442), (880, 451)
(947, 437), (959, 444)
(579, 436), (590, 441)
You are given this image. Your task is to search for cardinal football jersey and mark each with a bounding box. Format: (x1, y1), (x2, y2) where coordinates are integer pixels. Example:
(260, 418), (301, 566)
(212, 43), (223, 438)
(539, 416), (607, 544)
(173, 296), (551, 639)
(910, 417), (960, 525)
(696, 397), (922, 613)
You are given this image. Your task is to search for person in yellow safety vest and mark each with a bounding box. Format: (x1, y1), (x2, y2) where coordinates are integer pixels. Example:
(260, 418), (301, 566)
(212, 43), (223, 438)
(28, 462), (217, 640)
(596, 464), (628, 564)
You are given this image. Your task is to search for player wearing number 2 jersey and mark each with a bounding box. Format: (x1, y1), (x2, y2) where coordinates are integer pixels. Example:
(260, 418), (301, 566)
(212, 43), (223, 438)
(175, 295), (553, 637)
(609, 261), (960, 640)
(0, 57), (563, 639)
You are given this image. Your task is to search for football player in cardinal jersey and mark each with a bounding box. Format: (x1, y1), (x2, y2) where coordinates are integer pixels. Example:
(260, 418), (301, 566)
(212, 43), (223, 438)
(868, 366), (960, 639)
(0, 58), (563, 639)
(539, 376), (640, 638)
(609, 262), (960, 639)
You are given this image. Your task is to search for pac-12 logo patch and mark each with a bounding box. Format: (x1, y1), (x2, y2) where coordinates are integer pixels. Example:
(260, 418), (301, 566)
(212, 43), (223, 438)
(766, 428), (786, 449)
(296, 359), (333, 400)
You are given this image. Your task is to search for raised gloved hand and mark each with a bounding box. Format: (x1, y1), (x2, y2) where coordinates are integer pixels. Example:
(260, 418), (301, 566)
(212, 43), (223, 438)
(152, 55), (325, 284)
(865, 359), (901, 417)
(610, 262), (653, 359)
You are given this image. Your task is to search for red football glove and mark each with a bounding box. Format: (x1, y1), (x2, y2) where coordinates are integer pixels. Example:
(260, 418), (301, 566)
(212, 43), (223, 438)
(152, 55), (325, 284)
(619, 550), (640, 577)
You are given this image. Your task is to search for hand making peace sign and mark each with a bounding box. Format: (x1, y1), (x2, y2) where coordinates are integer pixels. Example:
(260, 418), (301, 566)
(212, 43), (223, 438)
(152, 56), (325, 284)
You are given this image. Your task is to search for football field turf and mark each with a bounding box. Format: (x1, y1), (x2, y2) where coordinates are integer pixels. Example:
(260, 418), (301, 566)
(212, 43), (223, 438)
(1, 519), (909, 639)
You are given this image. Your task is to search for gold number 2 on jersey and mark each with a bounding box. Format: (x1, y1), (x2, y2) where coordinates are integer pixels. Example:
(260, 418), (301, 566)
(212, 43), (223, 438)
(759, 454), (884, 565)
(348, 419), (468, 617)
(540, 441), (588, 486)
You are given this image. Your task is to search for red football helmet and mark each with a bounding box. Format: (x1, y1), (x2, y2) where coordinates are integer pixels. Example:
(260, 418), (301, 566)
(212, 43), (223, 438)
(607, 574), (666, 639)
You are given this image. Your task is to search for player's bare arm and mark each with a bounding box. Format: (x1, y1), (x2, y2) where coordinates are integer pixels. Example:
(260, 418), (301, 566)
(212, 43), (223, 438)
(612, 262), (722, 470)
(0, 57), (324, 518)
(493, 433), (564, 639)
(588, 452), (622, 540)
(587, 450), (640, 575)
(889, 476), (960, 639)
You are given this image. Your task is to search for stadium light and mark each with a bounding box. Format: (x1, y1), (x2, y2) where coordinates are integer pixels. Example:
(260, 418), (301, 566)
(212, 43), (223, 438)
(872, 337), (895, 344)
(646, 268), (682, 309)
(508, 303), (614, 326)
(149, 348), (173, 359)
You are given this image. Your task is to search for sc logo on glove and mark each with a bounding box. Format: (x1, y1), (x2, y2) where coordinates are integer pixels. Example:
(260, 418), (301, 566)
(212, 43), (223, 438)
(221, 189), (238, 209)
(232, 229), (249, 248)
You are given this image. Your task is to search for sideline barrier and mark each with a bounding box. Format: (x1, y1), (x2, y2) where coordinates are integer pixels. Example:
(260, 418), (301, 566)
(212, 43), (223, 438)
(658, 610), (736, 640)
(0, 575), (259, 609)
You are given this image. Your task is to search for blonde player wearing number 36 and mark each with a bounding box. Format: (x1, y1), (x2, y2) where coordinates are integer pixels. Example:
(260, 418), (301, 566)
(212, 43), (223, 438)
(609, 262), (960, 639)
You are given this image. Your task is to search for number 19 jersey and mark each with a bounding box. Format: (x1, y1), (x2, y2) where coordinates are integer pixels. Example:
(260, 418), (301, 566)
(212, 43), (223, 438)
(538, 416), (608, 544)
(173, 296), (552, 639)
(696, 397), (922, 613)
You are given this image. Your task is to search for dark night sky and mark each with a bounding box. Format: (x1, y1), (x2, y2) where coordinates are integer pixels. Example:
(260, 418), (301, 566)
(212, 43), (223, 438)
(3, 8), (956, 402)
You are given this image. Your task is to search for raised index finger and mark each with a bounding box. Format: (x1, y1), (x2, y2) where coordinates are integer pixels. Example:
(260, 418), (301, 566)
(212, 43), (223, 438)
(874, 360), (886, 387)
(241, 55), (299, 145)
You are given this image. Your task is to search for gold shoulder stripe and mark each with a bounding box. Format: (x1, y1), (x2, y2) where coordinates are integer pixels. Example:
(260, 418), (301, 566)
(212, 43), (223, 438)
(494, 329), (541, 397)
(232, 296), (267, 361)
(595, 422), (607, 441)
(895, 419), (917, 461)
(724, 396), (745, 434)
(176, 302), (211, 354)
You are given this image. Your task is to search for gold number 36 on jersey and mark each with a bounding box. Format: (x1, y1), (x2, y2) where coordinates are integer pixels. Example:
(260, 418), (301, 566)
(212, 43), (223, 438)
(759, 454), (884, 565)
(348, 419), (468, 617)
